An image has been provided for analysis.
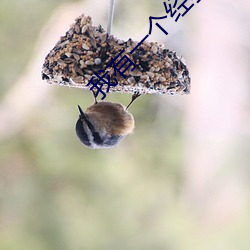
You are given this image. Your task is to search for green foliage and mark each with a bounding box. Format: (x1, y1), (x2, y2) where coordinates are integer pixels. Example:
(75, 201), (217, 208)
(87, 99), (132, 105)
(0, 0), (70, 98)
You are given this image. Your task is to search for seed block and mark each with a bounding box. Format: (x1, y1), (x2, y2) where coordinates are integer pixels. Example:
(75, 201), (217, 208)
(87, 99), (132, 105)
(42, 14), (190, 95)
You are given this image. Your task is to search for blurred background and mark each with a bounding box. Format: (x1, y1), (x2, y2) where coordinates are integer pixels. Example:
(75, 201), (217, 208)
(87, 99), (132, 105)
(1, 0), (250, 249)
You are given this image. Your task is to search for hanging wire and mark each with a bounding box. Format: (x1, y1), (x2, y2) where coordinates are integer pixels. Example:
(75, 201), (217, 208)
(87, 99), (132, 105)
(107, 0), (115, 35)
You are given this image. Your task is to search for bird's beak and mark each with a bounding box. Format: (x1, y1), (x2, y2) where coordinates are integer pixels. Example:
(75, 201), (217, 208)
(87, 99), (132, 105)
(77, 105), (86, 119)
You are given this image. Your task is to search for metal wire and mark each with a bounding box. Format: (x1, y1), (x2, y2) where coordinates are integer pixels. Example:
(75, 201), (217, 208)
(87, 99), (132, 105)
(107, 0), (115, 34)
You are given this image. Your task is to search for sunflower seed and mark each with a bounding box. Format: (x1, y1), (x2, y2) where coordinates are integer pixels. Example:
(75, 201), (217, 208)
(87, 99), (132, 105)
(82, 43), (90, 50)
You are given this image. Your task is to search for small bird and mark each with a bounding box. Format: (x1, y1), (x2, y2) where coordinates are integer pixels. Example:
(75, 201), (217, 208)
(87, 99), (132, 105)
(75, 92), (140, 149)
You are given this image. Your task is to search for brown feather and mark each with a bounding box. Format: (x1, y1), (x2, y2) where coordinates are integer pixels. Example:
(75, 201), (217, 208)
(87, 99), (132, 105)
(85, 102), (134, 135)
